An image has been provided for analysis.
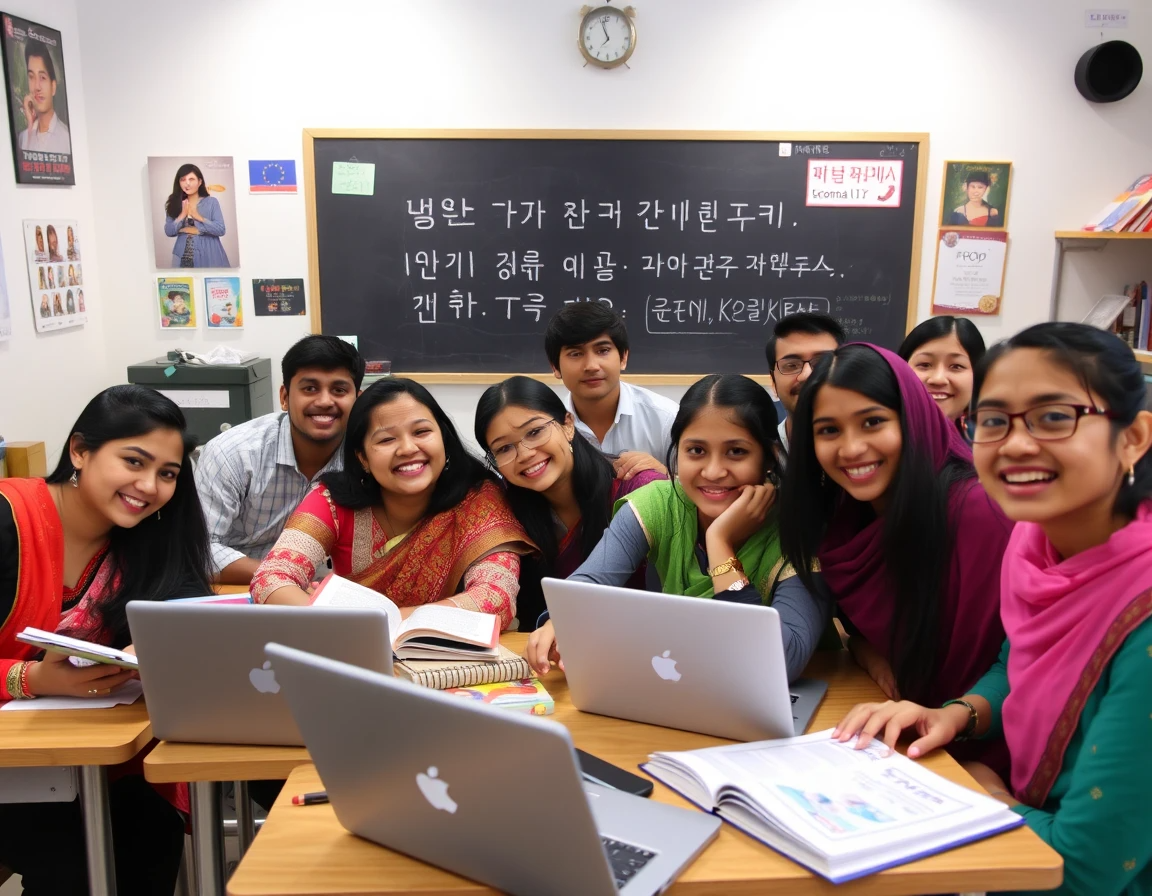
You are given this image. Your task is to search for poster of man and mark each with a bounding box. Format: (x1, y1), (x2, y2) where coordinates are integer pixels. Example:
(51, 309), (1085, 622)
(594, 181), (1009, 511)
(1, 13), (74, 185)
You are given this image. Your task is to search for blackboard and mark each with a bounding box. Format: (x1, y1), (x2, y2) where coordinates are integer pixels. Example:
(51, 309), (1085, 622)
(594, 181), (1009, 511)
(305, 130), (927, 381)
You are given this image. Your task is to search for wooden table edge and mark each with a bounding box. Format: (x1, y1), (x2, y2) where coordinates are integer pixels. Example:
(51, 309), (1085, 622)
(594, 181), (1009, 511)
(143, 743), (312, 784)
(0, 720), (153, 768)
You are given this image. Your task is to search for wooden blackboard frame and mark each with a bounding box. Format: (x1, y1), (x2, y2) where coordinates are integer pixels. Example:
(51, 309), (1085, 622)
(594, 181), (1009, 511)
(303, 128), (930, 385)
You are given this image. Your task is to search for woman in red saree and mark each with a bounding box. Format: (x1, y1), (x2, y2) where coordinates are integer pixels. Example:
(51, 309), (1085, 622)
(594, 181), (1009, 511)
(253, 379), (534, 626)
(0, 384), (213, 895)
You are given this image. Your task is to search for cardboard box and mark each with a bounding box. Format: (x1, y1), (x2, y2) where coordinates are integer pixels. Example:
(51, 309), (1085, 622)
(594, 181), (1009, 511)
(6, 441), (47, 478)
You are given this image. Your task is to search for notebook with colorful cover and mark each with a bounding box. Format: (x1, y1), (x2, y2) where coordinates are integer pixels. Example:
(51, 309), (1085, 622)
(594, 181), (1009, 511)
(394, 644), (533, 689)
(641, 729), (1024, 884)
(442, 678), (554, 716)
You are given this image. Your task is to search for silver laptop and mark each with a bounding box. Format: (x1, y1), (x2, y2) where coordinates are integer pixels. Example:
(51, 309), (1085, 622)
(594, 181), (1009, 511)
(542, 578), (827, 741)
(264, 642), (721, 896)
(128, 602), (391, 746)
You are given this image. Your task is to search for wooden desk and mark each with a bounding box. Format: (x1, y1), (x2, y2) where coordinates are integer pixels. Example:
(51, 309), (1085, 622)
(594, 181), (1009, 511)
(0, 699), (152, 896)
(226, 636), (1063, 896)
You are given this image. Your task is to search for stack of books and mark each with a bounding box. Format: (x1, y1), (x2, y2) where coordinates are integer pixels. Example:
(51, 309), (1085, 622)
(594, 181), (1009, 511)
(1114, 282), (1151, 349)
(1083, 174), (1152, 233)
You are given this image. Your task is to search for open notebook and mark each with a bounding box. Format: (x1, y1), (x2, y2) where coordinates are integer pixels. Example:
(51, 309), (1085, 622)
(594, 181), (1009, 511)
(310, 574), (500, 660)
(642, 729), (1023, 884)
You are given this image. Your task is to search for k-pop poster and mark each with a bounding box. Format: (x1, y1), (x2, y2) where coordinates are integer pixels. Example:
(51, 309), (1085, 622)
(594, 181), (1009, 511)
(1, 13), (74, 185)
(23, 218), (87, 332)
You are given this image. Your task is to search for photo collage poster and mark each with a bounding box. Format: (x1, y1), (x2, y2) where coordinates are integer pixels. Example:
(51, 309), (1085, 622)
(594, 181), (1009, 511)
(22, 218), (86, 332)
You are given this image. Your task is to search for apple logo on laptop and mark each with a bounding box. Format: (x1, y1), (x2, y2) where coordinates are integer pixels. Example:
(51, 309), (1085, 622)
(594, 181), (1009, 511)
(416, 766), (457, 814)
(651, 650), (681, 681)
(248, 660), (280, 694)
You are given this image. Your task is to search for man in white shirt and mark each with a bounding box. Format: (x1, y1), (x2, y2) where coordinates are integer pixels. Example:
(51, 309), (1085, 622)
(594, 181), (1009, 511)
(16, 42), (71, 156)
(766, 313), (845, 456)
(195, 335), (364, 584)
(545, 303), (678, 479)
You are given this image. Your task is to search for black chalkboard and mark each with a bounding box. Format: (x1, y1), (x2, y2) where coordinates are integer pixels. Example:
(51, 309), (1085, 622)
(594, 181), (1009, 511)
(306, 131), (926, 378)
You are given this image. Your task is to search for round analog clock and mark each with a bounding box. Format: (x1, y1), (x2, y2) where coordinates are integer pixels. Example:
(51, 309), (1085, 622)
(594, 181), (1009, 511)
(578, 5), (636, 68)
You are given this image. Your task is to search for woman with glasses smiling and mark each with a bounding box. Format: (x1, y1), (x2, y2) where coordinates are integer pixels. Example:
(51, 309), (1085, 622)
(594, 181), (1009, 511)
(476, 376), (666, 632)
(835, 323), (1152, 896)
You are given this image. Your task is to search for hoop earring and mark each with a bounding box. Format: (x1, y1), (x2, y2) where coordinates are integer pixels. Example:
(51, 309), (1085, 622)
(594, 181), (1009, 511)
(1128, 466), (1136, 487)
(69, 470), (79, 487)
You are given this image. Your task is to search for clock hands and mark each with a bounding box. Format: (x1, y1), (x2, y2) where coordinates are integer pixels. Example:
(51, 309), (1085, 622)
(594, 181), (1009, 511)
(601, 21), (610, 46)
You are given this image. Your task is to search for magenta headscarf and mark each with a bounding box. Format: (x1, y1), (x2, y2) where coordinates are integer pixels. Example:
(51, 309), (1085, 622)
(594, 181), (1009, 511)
(817, 344), (1011, 709)
(1001, 502), (1152, 805)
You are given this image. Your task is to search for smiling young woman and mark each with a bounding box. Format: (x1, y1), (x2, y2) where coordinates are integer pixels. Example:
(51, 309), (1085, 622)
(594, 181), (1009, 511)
(525, 374), (831, 680)
(475, 376), (666, 632)
(834, 323), (1152, 896)
(898, 315), (986, 426)
(779, 343), (1012, 776)
(251, 379), (535, 630)
(0, 385), (212, 894)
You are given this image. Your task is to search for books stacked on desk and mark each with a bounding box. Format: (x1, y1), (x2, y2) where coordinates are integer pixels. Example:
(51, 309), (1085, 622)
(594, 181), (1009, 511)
(642, 729), (1024, 884)
(1083, 174), (1152, 233)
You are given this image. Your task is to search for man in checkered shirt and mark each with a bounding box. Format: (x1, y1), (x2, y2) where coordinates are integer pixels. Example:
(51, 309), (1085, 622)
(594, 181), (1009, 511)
(195, 335), (365, 584)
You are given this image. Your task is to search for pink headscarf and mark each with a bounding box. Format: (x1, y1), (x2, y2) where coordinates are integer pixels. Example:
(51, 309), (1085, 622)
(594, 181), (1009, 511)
(818, 344), (1012, 708)
(1001, 502), (1152, 804)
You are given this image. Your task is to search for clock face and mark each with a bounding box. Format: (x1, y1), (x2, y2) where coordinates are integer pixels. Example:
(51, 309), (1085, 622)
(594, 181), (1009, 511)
(580, 7), (634, 67)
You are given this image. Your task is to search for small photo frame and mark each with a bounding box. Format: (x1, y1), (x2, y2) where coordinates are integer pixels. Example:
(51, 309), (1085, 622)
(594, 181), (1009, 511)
(157, 276), (196, 328)
(940, 161), (1012, 229)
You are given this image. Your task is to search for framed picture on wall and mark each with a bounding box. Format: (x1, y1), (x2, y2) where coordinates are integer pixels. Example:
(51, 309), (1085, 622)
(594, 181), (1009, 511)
(0, 13), (75, 185)
(147, 155), (241, 269)
(940, 161), (1011, 229)
(157, 276), (197, 329)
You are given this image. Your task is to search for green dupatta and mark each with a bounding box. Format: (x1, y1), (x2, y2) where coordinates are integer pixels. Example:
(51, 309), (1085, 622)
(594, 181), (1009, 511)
(614, 479), (785, 601)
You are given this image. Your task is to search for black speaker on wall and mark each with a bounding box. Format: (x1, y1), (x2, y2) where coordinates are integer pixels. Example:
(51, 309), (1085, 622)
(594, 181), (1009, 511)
(1075, 40), (1143, 103)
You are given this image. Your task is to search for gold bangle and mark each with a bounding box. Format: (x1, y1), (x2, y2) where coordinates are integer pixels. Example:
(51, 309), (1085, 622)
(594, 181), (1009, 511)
(708, 557), (745, 577)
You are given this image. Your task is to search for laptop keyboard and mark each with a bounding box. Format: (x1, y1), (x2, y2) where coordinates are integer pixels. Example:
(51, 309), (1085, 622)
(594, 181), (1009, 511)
(601, 836), (656, 889)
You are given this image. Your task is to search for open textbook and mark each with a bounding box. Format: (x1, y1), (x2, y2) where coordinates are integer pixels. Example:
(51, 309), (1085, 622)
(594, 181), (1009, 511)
(642, 729), (1023, 884)
(310, 574), (500, 661)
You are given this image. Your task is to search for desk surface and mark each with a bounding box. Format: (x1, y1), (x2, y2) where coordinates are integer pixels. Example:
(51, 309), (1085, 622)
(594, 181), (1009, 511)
(0, 698), (151, 767)
(226, 634), (1063, 896)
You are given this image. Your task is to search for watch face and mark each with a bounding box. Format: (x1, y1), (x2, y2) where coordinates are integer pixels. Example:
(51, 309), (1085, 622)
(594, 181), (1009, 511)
(581, 8), (632, 65)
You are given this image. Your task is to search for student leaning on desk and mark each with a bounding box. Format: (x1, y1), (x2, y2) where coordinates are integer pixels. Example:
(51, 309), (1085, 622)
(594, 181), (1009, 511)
(837, 323), (1152, 896)
(526, 374), (831, 681)
(0, 385), (213, 895)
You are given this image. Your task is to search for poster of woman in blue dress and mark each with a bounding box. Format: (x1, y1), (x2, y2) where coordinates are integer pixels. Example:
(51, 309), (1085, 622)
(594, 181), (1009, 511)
(148, 155), (241, 269)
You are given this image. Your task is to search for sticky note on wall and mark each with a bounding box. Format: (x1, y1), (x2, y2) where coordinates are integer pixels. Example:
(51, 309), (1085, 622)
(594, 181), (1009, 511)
(332, 162), (375, 196)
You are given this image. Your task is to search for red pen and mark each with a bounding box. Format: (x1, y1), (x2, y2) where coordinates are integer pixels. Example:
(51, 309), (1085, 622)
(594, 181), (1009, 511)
(291, 791), (329, 806)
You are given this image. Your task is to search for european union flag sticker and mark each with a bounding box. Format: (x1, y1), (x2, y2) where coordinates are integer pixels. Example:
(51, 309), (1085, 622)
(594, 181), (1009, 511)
(249, 160), (297, 194)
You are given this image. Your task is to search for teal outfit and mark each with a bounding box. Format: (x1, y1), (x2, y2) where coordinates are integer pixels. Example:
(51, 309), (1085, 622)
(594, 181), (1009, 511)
(970, 619), (1152, 896)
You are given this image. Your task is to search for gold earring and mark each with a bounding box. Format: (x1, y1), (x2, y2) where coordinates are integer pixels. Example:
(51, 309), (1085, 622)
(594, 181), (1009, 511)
(1128, 466), (1136, 487)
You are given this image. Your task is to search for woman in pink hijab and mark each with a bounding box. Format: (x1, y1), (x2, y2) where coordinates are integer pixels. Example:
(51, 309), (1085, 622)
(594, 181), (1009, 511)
(836, 323), (1152, 895)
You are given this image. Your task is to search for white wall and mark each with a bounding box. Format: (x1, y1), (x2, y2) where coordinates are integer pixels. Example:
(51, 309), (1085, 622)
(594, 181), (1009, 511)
(47, 0), (1152, 450)
(0, 0), (107, 461)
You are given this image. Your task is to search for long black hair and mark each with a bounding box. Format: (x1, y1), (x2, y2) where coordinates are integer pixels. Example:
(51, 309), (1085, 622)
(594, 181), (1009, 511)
(898, 315), (986, 368)
(47, 385), (212, 647)
(667, 374), (781, 480)
(975, 322), (1152, 517)
(475, 377), (615, 628)
(164, 163), (209, 219)
(322, 378), (493, 513)
(779, 345), (975, 702)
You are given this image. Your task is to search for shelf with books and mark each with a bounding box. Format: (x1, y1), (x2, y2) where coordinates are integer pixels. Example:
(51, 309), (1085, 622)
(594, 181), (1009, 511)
(1049, 230), (1152, 332)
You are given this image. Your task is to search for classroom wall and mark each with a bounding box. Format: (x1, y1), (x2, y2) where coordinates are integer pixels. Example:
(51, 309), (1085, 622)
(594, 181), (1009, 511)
(34, 0), (1152, 453)
(0, 0), (107, 460)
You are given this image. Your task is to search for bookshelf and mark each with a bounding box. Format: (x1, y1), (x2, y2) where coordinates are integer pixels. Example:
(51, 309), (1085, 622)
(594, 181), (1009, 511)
(1051, 231), (1152, 374)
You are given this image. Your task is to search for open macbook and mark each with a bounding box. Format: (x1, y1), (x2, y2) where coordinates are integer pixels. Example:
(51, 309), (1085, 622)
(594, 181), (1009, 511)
(264, 642), (721, 896)
(542, 578), (827, 741)
(128, 601), (391, 746)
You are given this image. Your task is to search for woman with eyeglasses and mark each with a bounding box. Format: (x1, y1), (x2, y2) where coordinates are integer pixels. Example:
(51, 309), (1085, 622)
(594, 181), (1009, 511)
(835, 323), (1152, 896)
(779, 343), (1011, 774)
(475, 377), (667, 632)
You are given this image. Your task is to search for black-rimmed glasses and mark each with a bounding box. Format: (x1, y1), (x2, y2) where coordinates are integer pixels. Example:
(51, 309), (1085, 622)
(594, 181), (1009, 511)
(775, 353), (832, 376)
(966, 404), (1119, 444)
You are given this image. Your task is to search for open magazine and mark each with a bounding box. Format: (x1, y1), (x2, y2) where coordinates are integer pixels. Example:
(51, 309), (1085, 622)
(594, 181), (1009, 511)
(310, 574), (500, 661)
(642, 729), (1023, 884)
